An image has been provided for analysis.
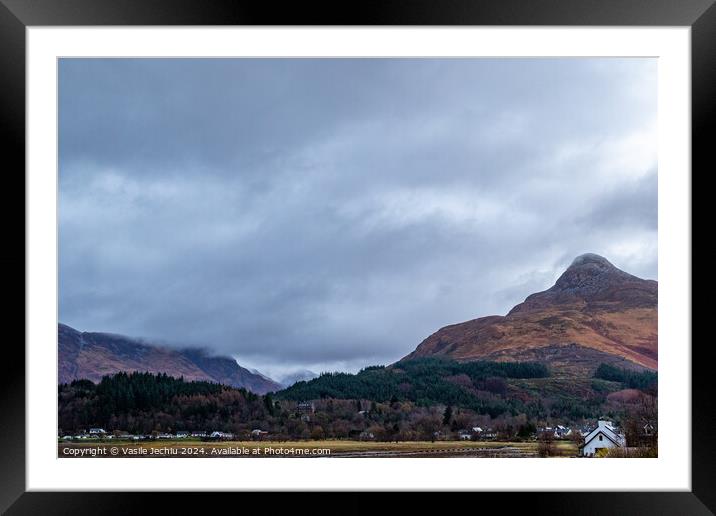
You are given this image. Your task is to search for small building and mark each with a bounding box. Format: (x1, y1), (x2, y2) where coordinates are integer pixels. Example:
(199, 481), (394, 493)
(297, 401), (315, 414)
(482, 428), (497, 440)
(191, 431), (207, 438)
(88, 428), (107, 436)
(580, 420), (625, 457)
(210, 431), (234, 440)
(250, 429), (269, 440)
(629, 421), (657, 448)
(554, 425), (571, 439)
(359, 431), (375, 441)
(176, 431), (190, 438)
(458, 430), (472, 440)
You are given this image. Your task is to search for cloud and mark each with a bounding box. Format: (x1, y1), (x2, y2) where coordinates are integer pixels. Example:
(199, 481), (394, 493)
(59, 58), (657, 375)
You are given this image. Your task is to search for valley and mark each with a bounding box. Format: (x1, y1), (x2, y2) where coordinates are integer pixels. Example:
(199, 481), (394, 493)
(57, 253), (658, 458)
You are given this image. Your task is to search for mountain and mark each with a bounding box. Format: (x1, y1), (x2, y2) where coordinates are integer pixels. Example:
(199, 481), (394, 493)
(278, 369), (319, 388)
(403, 254), (657, 374)
(249, 368), (280, 383)
(58, 324), (282, 394)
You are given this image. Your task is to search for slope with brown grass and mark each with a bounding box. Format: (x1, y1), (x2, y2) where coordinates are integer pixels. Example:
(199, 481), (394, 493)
(404, 254), (657, 375)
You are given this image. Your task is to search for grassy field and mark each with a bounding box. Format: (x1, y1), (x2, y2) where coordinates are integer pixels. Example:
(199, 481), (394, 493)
(58, 439), (578, 458)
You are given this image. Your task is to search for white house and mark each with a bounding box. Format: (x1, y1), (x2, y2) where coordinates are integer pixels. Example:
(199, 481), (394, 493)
(88, 428), (107, 435)
(581, 420), (625, 457)
(554, 425), (572, 439)
(482, 428), (497, 439)
(297, 401), (315, 413)
(250, 429), (269, 440)
(210, 431), (234, 439)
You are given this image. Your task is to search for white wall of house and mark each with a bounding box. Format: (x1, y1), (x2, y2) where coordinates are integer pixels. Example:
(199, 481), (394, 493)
(582, 431), (618, 456)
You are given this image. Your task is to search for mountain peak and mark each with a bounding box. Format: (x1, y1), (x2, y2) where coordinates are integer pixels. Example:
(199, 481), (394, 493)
(405, 253), (657, 372)
(504, 253), (655, 317)
(551, 253), (632, 296)
(568, 253), (615, 269)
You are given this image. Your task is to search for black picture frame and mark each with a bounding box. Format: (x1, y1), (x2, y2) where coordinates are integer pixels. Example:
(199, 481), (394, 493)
(1, 0), (710, 513)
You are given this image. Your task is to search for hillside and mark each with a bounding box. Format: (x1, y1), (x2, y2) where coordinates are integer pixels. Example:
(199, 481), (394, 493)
(278, 358), (550, 417)
(58, 323), (282, 394)
(58, 362), (657, 437)
(403, 254), (657, 374)
(277, 356), (656, 421)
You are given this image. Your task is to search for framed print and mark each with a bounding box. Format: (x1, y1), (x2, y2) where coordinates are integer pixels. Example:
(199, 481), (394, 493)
(1, 0), (712, 513)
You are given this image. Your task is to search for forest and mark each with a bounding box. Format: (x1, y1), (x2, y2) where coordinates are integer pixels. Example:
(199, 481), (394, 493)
(593, 363), (658, 393)
(278, 358), (549, 412)
(58, 358), (656, 440)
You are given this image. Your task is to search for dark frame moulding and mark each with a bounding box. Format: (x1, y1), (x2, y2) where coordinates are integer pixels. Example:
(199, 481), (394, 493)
(0, 0), (710, 514)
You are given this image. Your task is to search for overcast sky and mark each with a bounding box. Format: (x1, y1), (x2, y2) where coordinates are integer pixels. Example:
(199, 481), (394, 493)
(59, 58), (657, 380)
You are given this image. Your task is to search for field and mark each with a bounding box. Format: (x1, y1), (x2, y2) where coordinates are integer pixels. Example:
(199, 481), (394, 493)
(58, 439), (578, 458)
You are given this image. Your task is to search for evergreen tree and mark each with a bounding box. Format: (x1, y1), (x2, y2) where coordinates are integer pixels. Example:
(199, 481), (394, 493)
(443, 405), (453, 426)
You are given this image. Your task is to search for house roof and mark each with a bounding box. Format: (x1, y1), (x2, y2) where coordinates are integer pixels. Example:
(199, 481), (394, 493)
(582, 422), (624, 448)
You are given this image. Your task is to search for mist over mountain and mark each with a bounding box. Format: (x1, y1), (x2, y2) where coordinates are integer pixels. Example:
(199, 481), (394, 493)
(278, 369), (320, 388)
(58, 324), (281, 394)
(59, 58), (657, 376)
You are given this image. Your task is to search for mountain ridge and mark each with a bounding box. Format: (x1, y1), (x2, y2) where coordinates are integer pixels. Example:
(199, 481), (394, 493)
(58, 323), (282, 394)
(403, 254), (657, 373)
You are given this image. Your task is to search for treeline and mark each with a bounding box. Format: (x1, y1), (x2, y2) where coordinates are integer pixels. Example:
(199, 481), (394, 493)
(593, 363), (657, 392)
(58, 372), (265, 435)
(95, 372), (225, 412)
(57, 370), (560, 441)
(277, 358), (549, 417)
(58, 359), (653, 438)
(402, 358), (550, 380)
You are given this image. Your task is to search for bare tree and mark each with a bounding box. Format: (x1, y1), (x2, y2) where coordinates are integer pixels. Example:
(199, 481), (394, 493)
(623, 392), (657, 455)
(537, 429), (555, 457)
